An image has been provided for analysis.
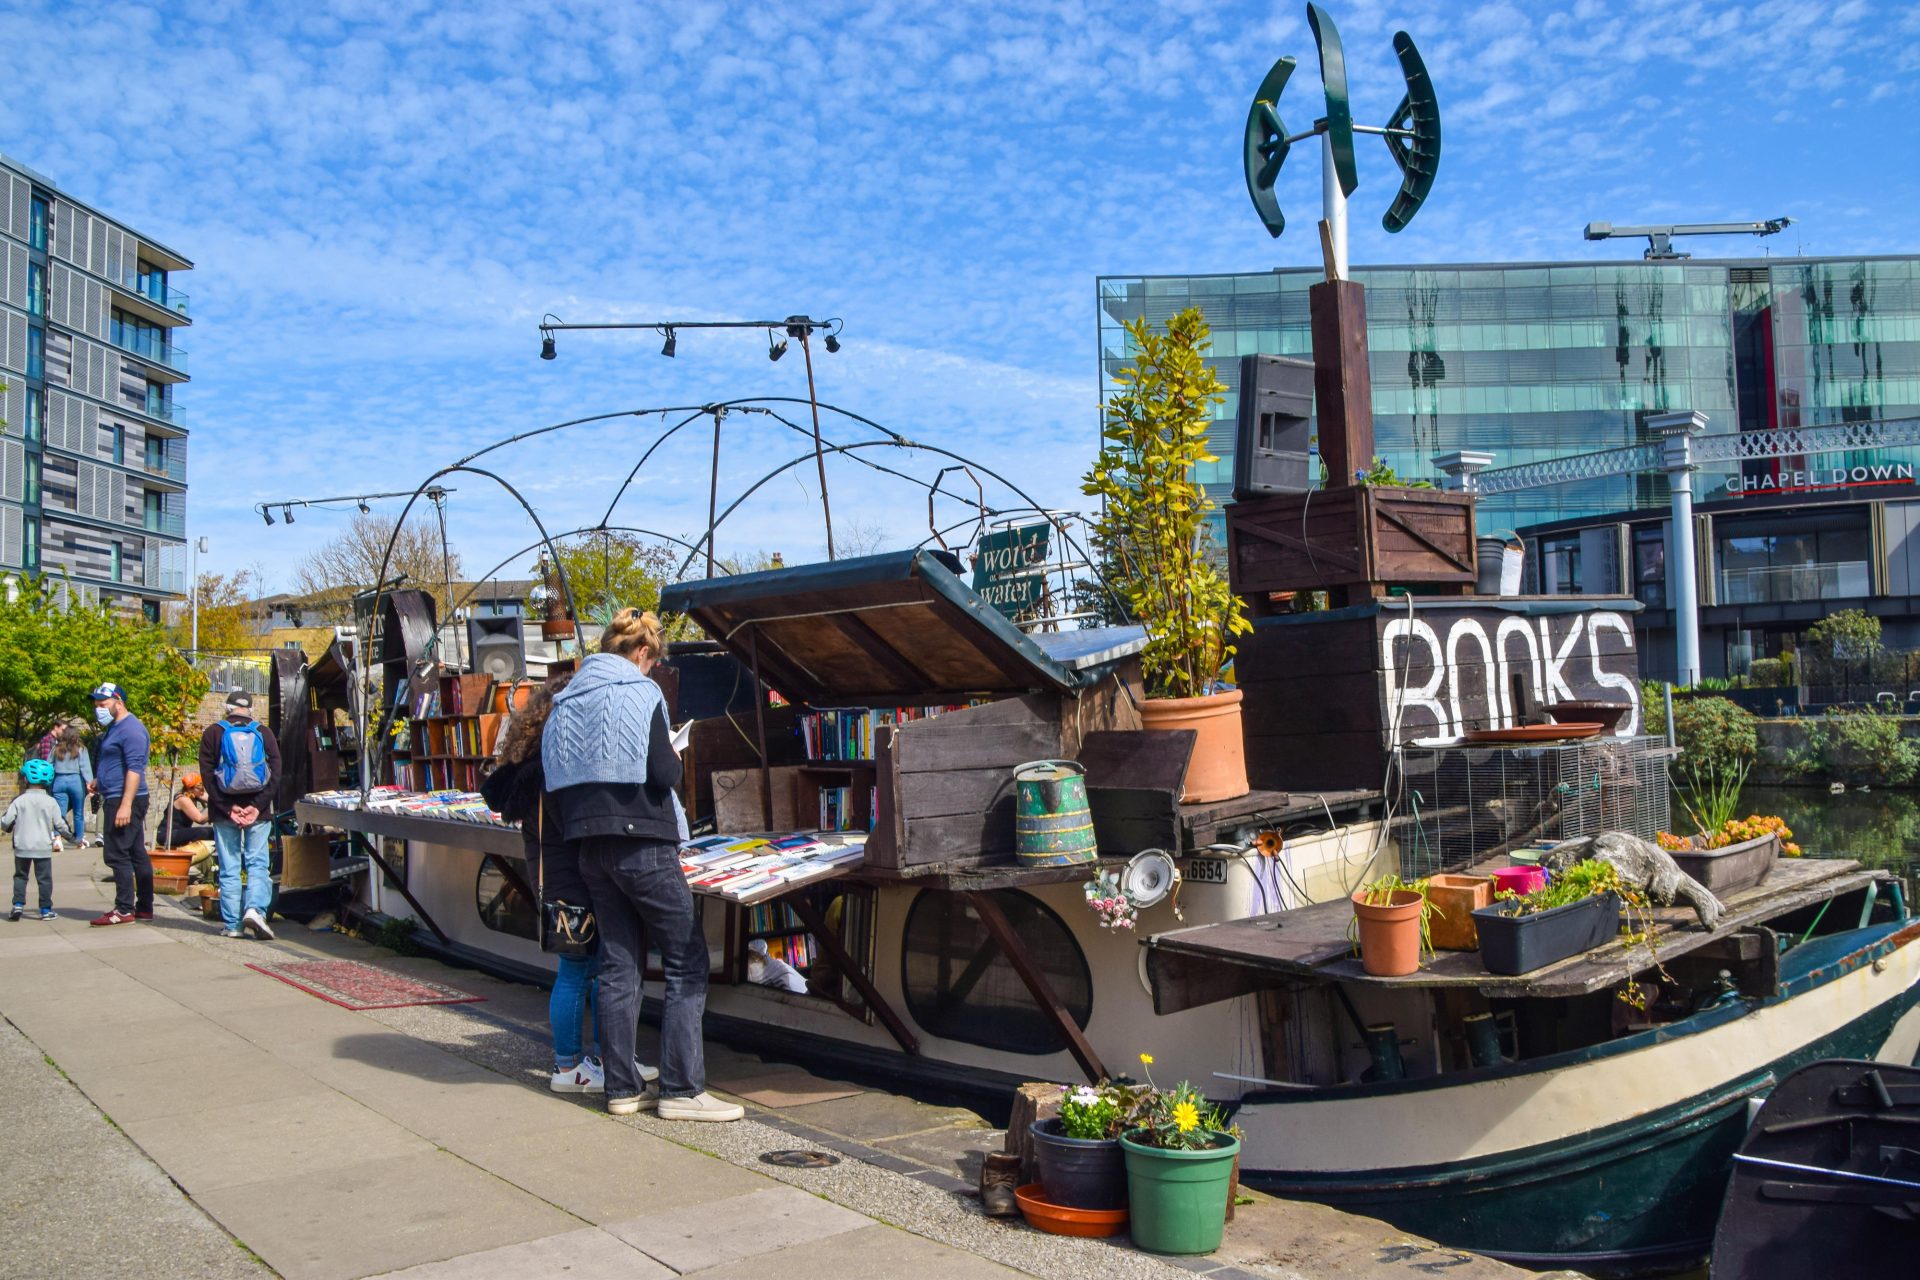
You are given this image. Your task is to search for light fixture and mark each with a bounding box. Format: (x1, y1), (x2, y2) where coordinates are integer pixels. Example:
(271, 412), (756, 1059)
(282, 505), (295, 524)
(261, 507), (274, 526)
(661, 328), (676, 358)
(358, 500), (371, 513)
(540, 331), (557, 360)
(824, 332), (841, 353)
(768, 332), (788, 362)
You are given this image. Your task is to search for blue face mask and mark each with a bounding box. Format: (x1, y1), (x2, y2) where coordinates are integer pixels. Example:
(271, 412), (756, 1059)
(94, 706), (112, 727)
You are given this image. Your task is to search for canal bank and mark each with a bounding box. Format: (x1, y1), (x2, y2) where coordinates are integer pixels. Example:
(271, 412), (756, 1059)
(0, 854), (1569, 1280)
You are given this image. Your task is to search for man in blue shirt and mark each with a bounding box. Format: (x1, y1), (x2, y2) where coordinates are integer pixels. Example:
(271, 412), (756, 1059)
(88, 682), (152, 926)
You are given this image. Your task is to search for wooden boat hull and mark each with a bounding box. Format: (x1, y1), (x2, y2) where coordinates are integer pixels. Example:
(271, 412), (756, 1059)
(1234, 920), (1920, 1277)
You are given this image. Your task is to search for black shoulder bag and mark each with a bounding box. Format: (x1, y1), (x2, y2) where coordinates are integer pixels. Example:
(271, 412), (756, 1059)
(536, 801), (597, 957)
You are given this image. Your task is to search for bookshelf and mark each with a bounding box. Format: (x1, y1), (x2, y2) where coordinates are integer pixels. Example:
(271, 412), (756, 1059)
(732, 883), (877, 1018)
(397, 673), (503, 793)
(794, 704), (975, 833)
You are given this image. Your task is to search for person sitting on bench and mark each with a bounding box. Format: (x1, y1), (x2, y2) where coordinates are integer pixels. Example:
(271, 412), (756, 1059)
(155, 774), (214, 849)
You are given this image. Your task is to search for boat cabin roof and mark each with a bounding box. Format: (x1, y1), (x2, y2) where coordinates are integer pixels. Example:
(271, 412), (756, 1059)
(659, 549), (1145, 706)
(1144, 857), (1887, 1012)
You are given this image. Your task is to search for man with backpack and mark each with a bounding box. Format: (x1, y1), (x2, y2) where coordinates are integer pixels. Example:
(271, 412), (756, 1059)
(199, 689), (281, 940)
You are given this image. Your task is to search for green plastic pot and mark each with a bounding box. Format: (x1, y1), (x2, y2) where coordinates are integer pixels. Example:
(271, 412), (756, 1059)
(1119, 1128), (1241, 1255)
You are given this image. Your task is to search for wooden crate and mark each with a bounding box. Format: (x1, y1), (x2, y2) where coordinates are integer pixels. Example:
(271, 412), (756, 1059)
(1225, 486), (1476, 603)
(1236, 597), (1645, 793)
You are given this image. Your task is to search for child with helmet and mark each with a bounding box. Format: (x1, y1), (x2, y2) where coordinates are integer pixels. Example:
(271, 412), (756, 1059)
(5, 758), (72, 920)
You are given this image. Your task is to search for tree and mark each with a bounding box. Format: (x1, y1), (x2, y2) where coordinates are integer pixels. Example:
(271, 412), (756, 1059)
(0, 577), (209, 759)
(542, 531), (683, 625)
(164, 568), (261, 655)
(294, 512), (464, 624)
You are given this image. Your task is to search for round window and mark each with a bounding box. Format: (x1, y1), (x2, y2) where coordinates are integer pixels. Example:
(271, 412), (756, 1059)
(900, 890), (1092, 1055)
(476, 857), (537, 941)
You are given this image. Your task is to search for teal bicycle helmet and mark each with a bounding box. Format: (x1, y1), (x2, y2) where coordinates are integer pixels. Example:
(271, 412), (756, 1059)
(21, 758), (54, 786)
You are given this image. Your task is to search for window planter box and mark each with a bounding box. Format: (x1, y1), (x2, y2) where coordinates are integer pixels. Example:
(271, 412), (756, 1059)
(1472, 892), (1621, 976)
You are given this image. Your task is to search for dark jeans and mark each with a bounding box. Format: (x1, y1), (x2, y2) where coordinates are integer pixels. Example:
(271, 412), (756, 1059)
(101, 793), (152, 914)
(13, 858), (51, 910)
(579, 837), (706, 1101)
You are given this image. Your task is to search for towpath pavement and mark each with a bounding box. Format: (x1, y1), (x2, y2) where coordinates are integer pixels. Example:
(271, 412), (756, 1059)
(0, 856), (1559, 1280)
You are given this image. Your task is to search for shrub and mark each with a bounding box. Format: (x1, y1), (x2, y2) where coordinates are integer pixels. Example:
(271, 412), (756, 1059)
(1798, 708), (1920, 787)
(1670, 697), (1759, 776)
(0, 740), (24, 772)
(1749, 657), (1786, 687)
(1807, 610), (1881, 663)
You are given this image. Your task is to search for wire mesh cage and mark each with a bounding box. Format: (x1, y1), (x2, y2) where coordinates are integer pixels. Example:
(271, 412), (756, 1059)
(1392, 736), (1673, 879)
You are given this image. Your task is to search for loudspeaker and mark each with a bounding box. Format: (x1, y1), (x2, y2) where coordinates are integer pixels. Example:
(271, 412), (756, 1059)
(1120, 849), (1180, 908)
(1232, 353), (1315, 499)
(467, 613), (526, 682)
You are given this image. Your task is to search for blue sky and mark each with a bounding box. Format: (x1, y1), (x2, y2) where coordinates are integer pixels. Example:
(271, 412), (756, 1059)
(4, 0), (1917, 593)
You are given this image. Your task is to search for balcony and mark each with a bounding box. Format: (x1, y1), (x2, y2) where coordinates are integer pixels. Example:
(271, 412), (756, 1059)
(142, 452), (188, 485)
(109, 269), (192, 322)
(143, 510), (187, 539)
(132, 397), (185, 429)
(1718, 560), (1871, 605)
(109, 329), (187, 375)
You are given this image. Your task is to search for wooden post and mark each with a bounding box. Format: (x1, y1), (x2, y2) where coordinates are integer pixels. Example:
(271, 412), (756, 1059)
(748, 626), (774, 830)
(1309, 278), (1374, 487)
(785, 892), (920, 1055)
(966, 890), (1108, 1082)
(350, 831), (450, 944)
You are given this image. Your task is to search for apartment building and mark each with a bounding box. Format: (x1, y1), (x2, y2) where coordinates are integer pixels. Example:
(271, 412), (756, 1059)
(0, 154), (190, 618)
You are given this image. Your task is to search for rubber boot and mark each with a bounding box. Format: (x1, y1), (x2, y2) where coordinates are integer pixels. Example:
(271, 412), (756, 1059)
(979, 1151), (1021, 1218)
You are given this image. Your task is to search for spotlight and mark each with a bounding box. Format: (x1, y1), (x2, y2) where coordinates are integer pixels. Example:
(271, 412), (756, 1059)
(824, 333), (841, 354)
(261, 507), (274, 526)
(282, 506), (295, 524)
(661, 329), (676, 358)
(768, 334), (788, 362)
(540, 331), (557, 360)
(358, 500), (371, 513)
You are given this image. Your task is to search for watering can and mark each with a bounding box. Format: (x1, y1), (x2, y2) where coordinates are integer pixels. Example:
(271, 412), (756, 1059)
(1013, 759), (1098, 867)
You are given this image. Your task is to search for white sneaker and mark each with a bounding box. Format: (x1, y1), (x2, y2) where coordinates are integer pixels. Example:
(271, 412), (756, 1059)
(606, 1087), (659, 1116)
(636, 1059), (661, 1084)
(550, 1059), (605, 1094)
(656, 1091), (745, 1123)
(241, 908), (274, 941)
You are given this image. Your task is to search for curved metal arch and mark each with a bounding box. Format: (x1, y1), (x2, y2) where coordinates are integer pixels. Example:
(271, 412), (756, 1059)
(441, 523), (710, 626)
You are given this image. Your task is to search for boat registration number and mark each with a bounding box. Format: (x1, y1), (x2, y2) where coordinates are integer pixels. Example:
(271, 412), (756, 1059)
(1185, 857), (1229, 884)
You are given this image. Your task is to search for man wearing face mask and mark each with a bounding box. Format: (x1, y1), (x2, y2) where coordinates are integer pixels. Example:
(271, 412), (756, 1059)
(87, 682), (152, 926)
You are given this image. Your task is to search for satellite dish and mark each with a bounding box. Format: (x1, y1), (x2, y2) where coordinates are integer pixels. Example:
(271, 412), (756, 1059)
(1122, 849), (1181, 908)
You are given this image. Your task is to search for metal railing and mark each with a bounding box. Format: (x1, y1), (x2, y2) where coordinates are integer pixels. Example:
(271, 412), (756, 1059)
(109, 329), (187, 373)
(143, 511), (186, 538)
(1717, 560), (1870, 605)
(110, 268), (192, 320)
(192, 654), (272, 695)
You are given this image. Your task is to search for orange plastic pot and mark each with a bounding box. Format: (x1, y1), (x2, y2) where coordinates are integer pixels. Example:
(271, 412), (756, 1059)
(1425, 874), (1493, 951)
(1014, 1184), (1129, 1237)
(1138, 688), (1248, 803)
(1351, 888), (1425, 976)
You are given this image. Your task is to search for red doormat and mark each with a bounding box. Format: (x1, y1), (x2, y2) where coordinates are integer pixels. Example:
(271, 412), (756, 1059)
(244, 959), (484, 1011)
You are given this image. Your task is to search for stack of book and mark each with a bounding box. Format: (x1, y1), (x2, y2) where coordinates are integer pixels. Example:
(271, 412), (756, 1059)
(797, 703), (978, 760)
(360, 789), (509, 826)
(678, 832), (867, 903)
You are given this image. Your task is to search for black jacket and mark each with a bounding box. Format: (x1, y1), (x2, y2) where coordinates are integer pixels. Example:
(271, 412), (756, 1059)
(198, 715), (283, 822)
(546, 701), (683, 846)
(479, 756), (589, 905)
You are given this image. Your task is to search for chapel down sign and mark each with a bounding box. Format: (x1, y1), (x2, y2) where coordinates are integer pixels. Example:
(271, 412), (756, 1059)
(1243, 3), (1441, 275)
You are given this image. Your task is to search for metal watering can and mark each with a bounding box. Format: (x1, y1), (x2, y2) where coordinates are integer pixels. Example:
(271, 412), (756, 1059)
(1013, 759), (1098, 867)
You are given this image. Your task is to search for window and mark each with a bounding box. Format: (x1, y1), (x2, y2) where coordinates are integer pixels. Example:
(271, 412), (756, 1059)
(136, 262), (167, 305)
(111, 426), (124, 466)
(143, 491), (163, 531)
(142, 600), (159, 624)
(24, 389), (42, 443)
(1633, 528), (1665, 609)
(476, 856), (536, 940)
(26, 262), (44, 317)
(144, 381), (170, 421)
(900, 890), (1091, 1055)
(1715, 510), (1873, 603)
(22, 518), (37, 571)
(145, 436), (165, 470)
(1541, 536), (1583, 594)
(110, 309), (166, 362)
(23, 453), (40, 506)
(26, 324), (43, 380)
(110, 542), (122, 582)
(28, 195), (47, 251)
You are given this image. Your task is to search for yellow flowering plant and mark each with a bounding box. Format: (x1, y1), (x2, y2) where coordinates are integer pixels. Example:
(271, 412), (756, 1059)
(1128, 1051), (1233, 1151)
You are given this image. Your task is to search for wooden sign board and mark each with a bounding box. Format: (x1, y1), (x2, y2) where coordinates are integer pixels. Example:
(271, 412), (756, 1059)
(1237, 598), (1644, 792)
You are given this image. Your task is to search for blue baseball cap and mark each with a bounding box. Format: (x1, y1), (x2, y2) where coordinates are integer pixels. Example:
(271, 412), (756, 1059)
(90, 682), (128, 701)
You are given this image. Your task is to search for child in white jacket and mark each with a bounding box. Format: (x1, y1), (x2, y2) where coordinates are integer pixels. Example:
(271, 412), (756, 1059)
(6, 759), (72, 920)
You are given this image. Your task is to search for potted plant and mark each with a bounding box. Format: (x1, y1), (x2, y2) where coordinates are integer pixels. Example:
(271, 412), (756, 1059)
(1349, 874), (1438, 976)
(1655, 760), (1794, 894)
(1471, 861), (1624, 977)
(1030, 1083), (1132, 1213)
(1083, 307), (1252, 803)
(1119, 1054), (1241, 1255)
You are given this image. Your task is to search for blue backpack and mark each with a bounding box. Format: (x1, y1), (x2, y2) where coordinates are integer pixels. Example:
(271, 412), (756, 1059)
(217, 721), (269, 793)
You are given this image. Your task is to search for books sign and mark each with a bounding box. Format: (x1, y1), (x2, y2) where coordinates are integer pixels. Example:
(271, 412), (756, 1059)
(972, 523), (1051, 618)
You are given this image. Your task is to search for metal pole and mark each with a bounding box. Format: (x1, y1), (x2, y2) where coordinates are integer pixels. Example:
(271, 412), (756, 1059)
(189, 535), (205, 659)
(799, 330), (835, 559)
(1652, 411), (1709, 686)
(429, 488), (460, 670)
(1321, 131), (1349, 280)
(706, 408), (722, 578)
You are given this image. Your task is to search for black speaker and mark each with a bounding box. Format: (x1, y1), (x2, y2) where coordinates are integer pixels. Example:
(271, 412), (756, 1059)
(467, 613), (526, 682)
(1232, 353), (1315, 499)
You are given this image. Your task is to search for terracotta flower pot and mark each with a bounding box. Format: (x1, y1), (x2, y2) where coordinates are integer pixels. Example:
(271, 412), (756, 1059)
(1351, 888), (1425, 976)
(1425, 873), (1492, 950)
(1139, 688), (1248, 803)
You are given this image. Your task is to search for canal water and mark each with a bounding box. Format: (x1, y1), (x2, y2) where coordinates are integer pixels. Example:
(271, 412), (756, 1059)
(1736, 783), (1920, 897)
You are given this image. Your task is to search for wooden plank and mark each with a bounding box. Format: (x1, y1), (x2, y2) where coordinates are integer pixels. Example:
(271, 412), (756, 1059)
(904, 809), (1014, 862)
(1076, 730), (1196, 794)
(865, 727), (904, 868)
(895, 721), (1061, 774)
(1309, 279), (1374, 488)
(783, 891), (920, 1056)
(348, 831), (451, 945)
(967, 891), (1107, 1082)
(1087, 788), (1181, 854)
(899, 768), (1017, 819)
(1146, 944), (1280, 1015)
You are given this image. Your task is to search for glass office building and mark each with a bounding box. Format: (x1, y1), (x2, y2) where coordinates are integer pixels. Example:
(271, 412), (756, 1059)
(1098, 256), (1920, 536)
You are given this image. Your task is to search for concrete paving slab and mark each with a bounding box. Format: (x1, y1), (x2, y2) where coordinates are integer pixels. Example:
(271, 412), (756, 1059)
(11, 1009), (254, 1071)
(64, 1044), (328, 1125)
(132, 965), (323, 1015)
(275, 1027), (504, 1086)
(123, 1086), (436, 1194)
(604, 1185), (871, 1273)
(208, 995), (387, 1048)
(326, 1057), (603, 1147)
(0, 931), (79, 957)
(365, 1226), (673, 1280)
(871, 1126), (1005, 1184)
(0, 1018), (266, 1280)
(771, 1090), (984, 1144)
(691, 1222), (1025, 1280)
(441, 1113), (769, 1223)
(195, 1148), (582, 1280)
(63, 925), (177, 951)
